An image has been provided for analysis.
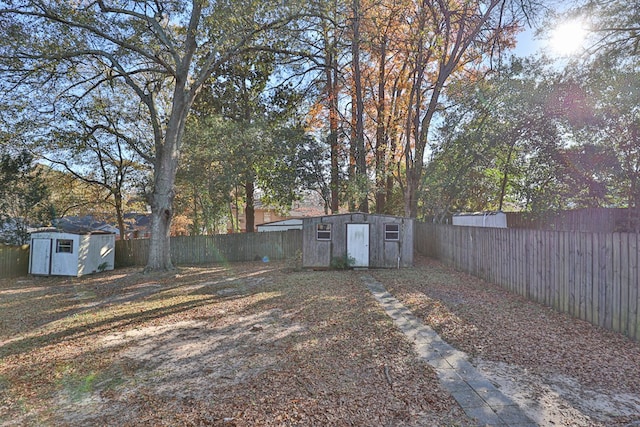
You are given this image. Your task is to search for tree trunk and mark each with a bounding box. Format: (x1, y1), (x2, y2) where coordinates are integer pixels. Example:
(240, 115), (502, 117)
(326, 46), (340, 214)
(245, 180), (255, 233)
(145, 96), (188, 270)
(498, 142), (516, 211)
(146, 161), (176, 271)
(351, 0), (368, 213)
(348, 96), (357, 212)
(375, 36), (387, 214)
(114, 190), (127, 240)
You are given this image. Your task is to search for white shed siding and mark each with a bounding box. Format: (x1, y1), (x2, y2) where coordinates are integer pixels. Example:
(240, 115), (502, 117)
(79, 233), (115, 275)
(256, 219), (303, 232)
(29, 231), (115, 276)
(452, 212), (507, 228)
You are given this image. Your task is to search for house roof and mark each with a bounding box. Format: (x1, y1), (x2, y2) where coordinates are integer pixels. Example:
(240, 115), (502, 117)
(52, 216), (118, 234)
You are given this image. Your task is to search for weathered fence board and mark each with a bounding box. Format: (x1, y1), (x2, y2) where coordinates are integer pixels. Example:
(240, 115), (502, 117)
(114, 230), (302, 268)
(416, 223), (640, 342)
(0, 245), (30, 279)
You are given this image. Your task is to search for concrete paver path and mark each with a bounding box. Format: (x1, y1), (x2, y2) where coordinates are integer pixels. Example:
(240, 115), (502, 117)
(362, 275), (537, 427)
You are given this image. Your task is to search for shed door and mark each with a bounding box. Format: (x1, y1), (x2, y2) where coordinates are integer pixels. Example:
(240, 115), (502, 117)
(347, 224), (369, 267)
(30, 238), (52, 275)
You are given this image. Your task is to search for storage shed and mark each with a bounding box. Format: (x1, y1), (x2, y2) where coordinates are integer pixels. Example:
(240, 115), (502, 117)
(29, 230), (115, 276)
(302, 213), (413, 269)
(256, 219), (303, 232)
(452, 211), (508, 228)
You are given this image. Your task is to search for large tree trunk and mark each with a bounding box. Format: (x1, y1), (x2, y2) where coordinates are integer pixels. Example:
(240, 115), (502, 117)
(145, 97), (188, 270)
(244, 180), (255, 233)
(114, 190), (127, 240)
(375, 36), (387, 214)
(146, 162), (176, 271)
(326, 45), (340, 214)
(351, 0), (368, 213)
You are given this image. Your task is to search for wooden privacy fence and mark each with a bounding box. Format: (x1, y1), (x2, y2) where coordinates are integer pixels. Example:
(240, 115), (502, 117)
(0, 245), (30, 279)
(415, 223), (640, 341)
(115, 230), (302, 267)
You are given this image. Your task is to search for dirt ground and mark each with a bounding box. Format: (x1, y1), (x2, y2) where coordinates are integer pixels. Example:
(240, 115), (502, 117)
(1, 256), (639, 426)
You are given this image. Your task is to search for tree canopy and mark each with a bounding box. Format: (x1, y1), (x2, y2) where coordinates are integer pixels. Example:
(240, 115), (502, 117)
(2, 0), (638, 267)
(0, 0), (301, 269)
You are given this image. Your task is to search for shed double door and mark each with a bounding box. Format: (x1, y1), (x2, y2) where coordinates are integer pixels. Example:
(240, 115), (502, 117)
(30, 238), (52, 275)
(347, 223), (369, 267)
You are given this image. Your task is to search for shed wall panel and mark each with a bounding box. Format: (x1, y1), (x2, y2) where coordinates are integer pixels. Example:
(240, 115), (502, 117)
(302, 214), (414, 268)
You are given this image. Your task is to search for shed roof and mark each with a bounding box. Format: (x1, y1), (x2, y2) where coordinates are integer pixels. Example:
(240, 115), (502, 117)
(303, 212), (412, 220)
(453, 211), (505, 217)
(30, 227), (115, 236)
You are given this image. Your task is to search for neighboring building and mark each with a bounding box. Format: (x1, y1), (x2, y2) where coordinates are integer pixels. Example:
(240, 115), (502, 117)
(452, 211), (508, 228)
(122, 213), (152, 239)
(452, 208), (639, 232)
(229, 192), (326, 233)
(302, 213), (414, 269)
(53, 214), (152, 239)
(29, 229), (115, 276)
(256, 218), (303, 232)
(54, 215), (119, 235)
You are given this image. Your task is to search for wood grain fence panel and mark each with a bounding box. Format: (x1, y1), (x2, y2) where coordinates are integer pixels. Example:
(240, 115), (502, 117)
(524, 229), (530, 297)
(527, 229), (535, 298)
(0, 245), (30, 279)
(604, 234), (614, 330)
(612, 233), (622, 334)
(114, 231), (302, 268)
(480, 228), (486, 280)
(596, 233), (608, 329)
(539, 230), (547, 303)
(585, 233), (594, 324)
(537, 230), (545, 304)
(498, 229), (504, 287)
(590, 233), (599, 326)
(620, 233), (630, 336)
(528, 231), (534, 299)
(489, 228), (496, 284)
(562, 232), (570, 314)
(503, 229), (510, 287)
(547, 231), (555, 310)
(631, 234), (639, 341)
(571, 233), (583, 318)
(493, 229), (499, 284)
(541, 231), (548, 306)
(544, 231), (556, 307)
(504, 227), (515, 289)
(416, 225), (640, 341)
(516, 228), (523, 296)
(577, 233), (586, 321)
(567, 232), (576, 317)
(556, 231), (564, 312)
(414, 223), (639, 342)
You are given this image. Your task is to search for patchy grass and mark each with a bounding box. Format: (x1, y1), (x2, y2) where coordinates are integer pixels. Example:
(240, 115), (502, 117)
(0, 261), (470, 426)
(373, 257), (640, 426)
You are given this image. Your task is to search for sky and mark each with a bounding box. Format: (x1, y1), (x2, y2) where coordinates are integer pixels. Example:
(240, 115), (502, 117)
(513, 1), (588, 59)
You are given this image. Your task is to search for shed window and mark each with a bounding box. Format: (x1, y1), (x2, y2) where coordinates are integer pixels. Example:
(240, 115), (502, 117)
(56, 239), (73, 253)
(316, 223), (331, 240)
(385, 224), (400, 241)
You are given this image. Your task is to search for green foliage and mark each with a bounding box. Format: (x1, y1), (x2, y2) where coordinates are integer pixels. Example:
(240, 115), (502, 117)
(568, 0), (640, 65)
(97, 262), (110, 273)
(0, 149), (52, 244)
(330, 255), (356, 270)
(179, 48), (317, 231)
(290, 249), (304, 271)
